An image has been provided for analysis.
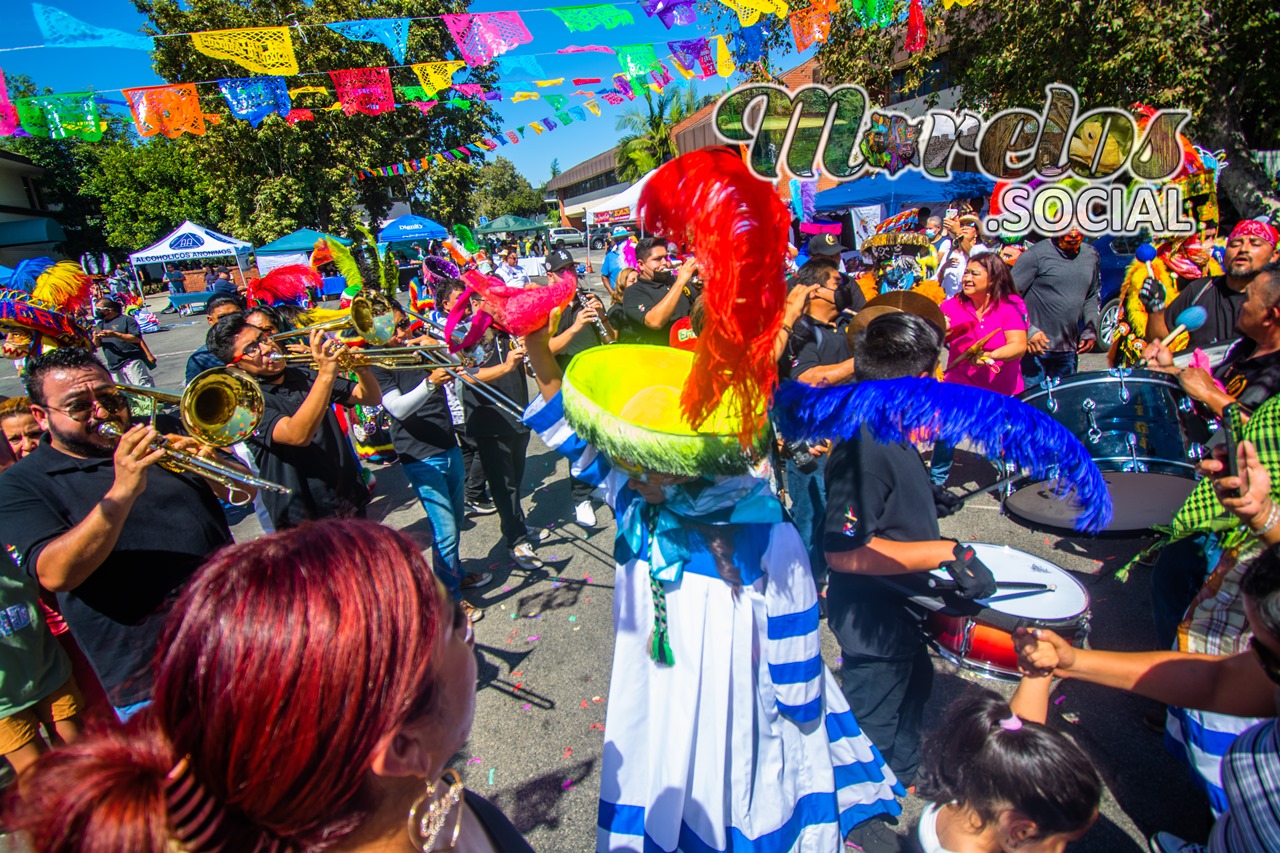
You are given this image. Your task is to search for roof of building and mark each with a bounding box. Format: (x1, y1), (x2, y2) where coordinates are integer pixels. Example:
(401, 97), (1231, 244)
(547, 146), (619, 192)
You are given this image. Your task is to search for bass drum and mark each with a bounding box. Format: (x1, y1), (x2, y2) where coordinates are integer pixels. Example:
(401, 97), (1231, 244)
(1005, 369), (1212, 531)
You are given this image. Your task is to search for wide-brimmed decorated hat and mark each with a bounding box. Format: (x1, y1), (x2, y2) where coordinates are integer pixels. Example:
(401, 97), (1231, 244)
(562, 345), (769, 477)
(0, 259), (93, 359)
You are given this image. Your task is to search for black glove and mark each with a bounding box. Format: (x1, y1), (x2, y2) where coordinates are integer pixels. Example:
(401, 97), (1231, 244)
(942, 542), (997, 600)
(1138, 277), (1165, 313)
(932, 483), (963, 518)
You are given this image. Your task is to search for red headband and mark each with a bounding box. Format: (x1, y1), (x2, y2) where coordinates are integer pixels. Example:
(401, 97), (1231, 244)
(1230, 219), (1279, 246)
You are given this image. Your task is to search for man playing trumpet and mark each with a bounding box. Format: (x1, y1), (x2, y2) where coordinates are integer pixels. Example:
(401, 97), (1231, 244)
(206, 315), (381, 529)
(0, 348), (247, 720)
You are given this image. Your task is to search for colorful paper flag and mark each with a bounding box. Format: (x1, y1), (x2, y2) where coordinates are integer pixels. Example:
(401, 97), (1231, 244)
(31, 3), (153, 51)
(218, 76), (290, 127)
(412, 61), (467, 97)
(123, 84), (206, 138)
(442, 13), (533, 67)
(191, 26), (299, 75)
(550, 5), (635, 33)
(326, 18), (412, 65)
(329, 68), (396, 116)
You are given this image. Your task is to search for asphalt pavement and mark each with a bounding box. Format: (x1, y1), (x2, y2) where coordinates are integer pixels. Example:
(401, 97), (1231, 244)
(0, 282), (1217, 852)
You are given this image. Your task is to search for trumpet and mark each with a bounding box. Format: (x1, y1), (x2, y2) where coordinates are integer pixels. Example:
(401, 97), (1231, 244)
(111, 369), (292, 498)
(273, 293), (397, 346)
(277, 343), (450, 371)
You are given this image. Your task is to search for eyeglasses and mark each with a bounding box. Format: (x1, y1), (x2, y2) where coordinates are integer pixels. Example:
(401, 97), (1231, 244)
(1250, 636), (1280, 685)
(395, 318), (413, 331)
(46, 391), (128, 421)
(231, 337), (271, 364)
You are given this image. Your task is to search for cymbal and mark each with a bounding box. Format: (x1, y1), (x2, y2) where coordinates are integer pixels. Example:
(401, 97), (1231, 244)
(846, 289), (947, 343)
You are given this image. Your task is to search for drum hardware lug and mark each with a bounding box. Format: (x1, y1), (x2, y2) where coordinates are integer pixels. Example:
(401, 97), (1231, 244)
(1178, 397), (1195, 413)
(1117, 371), (1130, 403)
(1044, 377), (1058, 413)
(1187, 443), (1208, 462)
(1121, 432), (1148, 473)
(1206, 418), (1221, 433)
(1082, 398), (1102, 443)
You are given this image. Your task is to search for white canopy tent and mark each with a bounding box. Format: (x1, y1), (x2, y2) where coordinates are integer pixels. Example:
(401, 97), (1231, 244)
(129, 220), (253, 266)
(584, 171), (655, 227)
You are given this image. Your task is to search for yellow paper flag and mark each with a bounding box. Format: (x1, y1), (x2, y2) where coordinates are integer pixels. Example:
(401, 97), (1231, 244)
(412, 61), (467, 97)
(528, 121), (545, 134)
(191, 26), (298, 76)
(584, 100), (601, 117)
(534, 78), (565, 88)
(712, 36), (736, 77)
(512, 91), (541, 103)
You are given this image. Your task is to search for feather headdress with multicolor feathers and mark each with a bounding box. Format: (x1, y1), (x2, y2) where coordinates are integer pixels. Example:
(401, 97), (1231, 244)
(247, 264), (318, 309)
(443, 269), (576, 352)
(0, 258), (94, 358)
(636, 145), (790, 448)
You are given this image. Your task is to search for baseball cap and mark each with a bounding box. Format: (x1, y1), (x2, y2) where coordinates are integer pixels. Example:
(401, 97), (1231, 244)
(545, 248), (576, 272)
(808, 233), (843, 257)
(610, 226), (631, 239)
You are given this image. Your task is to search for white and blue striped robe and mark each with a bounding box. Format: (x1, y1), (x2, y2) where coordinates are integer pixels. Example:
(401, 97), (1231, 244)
(525, 393), (903, 853)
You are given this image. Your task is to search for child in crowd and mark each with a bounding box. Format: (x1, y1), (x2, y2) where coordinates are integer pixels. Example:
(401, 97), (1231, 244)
(910, 673), (1102, 853)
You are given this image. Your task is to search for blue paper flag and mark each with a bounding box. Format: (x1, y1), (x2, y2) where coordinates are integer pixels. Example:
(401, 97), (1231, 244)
(218, 77), (291, 127)
(495, 55), (545, 80)
(326, 18), (412, 65)
(32, 3), (153, 51)
(733, 21), (770, 64)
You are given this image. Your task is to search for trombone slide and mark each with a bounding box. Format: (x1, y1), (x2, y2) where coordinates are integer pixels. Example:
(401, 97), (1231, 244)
(97, 422), (292, 496)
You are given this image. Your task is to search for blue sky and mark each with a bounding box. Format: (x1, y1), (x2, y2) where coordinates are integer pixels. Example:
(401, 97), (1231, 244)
(1, 0), (812, 182)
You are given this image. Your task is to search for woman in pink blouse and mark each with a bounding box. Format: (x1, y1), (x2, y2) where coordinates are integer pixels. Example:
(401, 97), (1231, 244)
(930, 252), (1030, 485)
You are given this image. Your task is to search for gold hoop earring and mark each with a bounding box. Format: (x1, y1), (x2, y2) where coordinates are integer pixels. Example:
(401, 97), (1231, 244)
(407, 768), (464, 852)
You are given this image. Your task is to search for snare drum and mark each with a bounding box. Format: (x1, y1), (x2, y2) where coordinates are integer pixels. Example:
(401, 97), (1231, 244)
(1006, 368), (1212, 531)
(925, 544), (1090, 681)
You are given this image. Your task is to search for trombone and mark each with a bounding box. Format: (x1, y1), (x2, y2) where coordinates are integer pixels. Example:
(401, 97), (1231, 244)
(273, 292), (397, 347)
(277, 344), (450, 371)
(110, 369), (292, 499)
(401, 310), (528, 419)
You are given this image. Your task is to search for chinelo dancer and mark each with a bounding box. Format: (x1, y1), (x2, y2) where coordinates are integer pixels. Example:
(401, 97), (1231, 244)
(522, 147), (904, 852)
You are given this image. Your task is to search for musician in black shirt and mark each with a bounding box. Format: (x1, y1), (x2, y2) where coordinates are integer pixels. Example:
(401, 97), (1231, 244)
(620, 237), (699, 345)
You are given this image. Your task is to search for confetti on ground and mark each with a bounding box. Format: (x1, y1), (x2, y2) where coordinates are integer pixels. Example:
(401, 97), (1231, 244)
(1054, 695), (1067, 705)
(467, 757), (482, 765)
(522, 703), (532, 710)
(569, 615), (577, 622)
(581, 700), (589, 709)
(551, 581), (562, 588)
(510, 613), (518, 620)
(563, 747), (573, 758)
(527, 613), (541, 619)
(835, 657), (842, 666)
(1044, 538), (1052, 546)
(562, 779), (574, 791)
(503, 586), (512, 592)
(488, 768), (495, 786)
(592, 696), (604, 703)
(590, 723), (605, 731)
(512, 671), (523, 676)
(584, 576), (593, 583)
(514, 682), (523, 690)
(527, 635), (541, 642)
(1061, 711), (1080, 724)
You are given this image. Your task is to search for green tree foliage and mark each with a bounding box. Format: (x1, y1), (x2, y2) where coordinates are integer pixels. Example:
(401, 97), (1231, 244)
(614, 84), (700, 182)
(131, 0), (499, 244)
(471, 156), (548, 219)
(817, 0), (1280, 218)
(549, 157), (562, 179)
(410, 157), (478, 227)
(81, 139), (217, 250)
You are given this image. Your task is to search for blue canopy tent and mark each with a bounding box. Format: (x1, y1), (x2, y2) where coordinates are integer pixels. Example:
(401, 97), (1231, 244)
(0, 265), (12, 286)
(378, 215), (448, 242)
(256, 228), (352, 274)
(813, 171), (996, 213)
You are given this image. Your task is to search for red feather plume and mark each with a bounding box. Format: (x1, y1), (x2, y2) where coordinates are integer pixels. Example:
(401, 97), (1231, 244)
(637, 146), (790, 447)
(905, 0), (927, 52)
(247, 264), (320, 307)
(460, 269), (577, 336)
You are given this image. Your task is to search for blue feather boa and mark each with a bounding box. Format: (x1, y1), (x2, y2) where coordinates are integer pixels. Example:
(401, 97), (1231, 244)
(774, 378), (1113, 533)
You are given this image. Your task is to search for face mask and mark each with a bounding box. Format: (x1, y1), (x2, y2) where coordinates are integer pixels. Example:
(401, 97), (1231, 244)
(832, 283), (855, 313)
(1057, 232), (1084, 252)
(925, 229), (938, 239)
(651, 270), (675, 285)
(94, 309), (110, 320)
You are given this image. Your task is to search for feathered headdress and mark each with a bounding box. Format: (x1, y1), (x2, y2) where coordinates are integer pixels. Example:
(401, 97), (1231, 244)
(0, 258), (94, 358)
(309, 239), (334, 270)
(773, 377), (1113, 533)
(637, 146), (790, 447)
(453, 223), (480, 254)
(324, 237), (363, 293)
(443, 269), (576, 352)
(247, 264), (318, 308)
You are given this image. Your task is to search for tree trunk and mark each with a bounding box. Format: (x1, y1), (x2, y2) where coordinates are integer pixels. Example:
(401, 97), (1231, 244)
(1197, 78), (1280, 223)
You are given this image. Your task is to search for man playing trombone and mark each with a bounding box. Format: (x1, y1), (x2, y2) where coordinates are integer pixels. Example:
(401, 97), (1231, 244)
(368, 302), (491, 622)
(206, 315), (381, 529)
(0, 348), (247, 720)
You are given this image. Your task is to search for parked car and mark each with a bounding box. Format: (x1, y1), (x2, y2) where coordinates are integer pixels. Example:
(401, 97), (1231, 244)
(549, 227), (585, 248)
(1092, 234), (1137, 347)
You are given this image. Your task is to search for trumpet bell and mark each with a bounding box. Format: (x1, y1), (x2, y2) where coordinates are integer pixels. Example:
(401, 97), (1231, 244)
(183, 369), (264, 446)
(350, 293), (396, 346)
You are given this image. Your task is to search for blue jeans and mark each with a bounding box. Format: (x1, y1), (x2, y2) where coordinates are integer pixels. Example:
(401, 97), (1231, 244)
(929, 441), (955, 486)
(1020, 350), (1078, 389)
(401, 448), (466, 597)
(786, 456), (828, 586)
(1150, 533), (1221, 650)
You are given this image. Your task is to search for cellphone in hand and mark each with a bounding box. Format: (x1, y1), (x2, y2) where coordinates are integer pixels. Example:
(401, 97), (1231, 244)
(945, 207), (958, 219)
(1223, 404), (1241, 494)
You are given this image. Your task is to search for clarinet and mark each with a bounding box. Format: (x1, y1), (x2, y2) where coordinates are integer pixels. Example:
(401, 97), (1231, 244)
(578, 289), (612, 344)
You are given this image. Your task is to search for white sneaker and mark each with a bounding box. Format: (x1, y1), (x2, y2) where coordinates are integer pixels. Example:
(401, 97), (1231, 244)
(510, 543), (544, 570)
(526, 526), (551, 543)
(1149, 833), (1207, 853)
(575, 500), (597, 527)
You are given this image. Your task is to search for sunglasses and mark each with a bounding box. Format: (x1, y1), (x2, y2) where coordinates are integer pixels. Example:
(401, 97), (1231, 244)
(1251, 636), (1280, 685)
(47, 391), (128, 421)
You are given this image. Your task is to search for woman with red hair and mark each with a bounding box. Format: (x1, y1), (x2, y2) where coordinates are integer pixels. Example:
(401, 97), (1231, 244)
(8, 520), (529, 853)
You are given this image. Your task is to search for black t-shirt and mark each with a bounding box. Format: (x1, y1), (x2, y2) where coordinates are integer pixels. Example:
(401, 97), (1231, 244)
(461, 332), (531, 437)
(94, 314), (145, 369)
(620, 276), (695, 346)
(822, 427), (940, 659)
(0, 434), (231, 706)
(248, 367), (369, 528)
(1215, 338), (1280, 414)
(783, 314), (851, 382)
(1165, 276), (1246, 351)
(554, 297), (607, 371)
(368, 365), (456, 463)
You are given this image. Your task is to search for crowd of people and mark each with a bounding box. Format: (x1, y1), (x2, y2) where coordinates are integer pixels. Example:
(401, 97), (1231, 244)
(1, 147), (1280, 853)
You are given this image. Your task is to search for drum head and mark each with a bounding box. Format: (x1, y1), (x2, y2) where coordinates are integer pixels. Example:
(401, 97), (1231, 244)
(931, 543), (1089, 621)
(1006, 471), (1195, 532)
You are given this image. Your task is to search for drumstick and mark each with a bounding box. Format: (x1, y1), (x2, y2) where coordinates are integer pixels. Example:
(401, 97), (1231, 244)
(1137, 306), (1207, 367)
(980, 586), (1056, 604)
(951, 471), (1024, 506)
(926, 579), (1052, 592)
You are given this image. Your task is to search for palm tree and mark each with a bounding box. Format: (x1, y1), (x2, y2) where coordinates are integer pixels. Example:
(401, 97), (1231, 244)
(614, 84), (700, 183)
